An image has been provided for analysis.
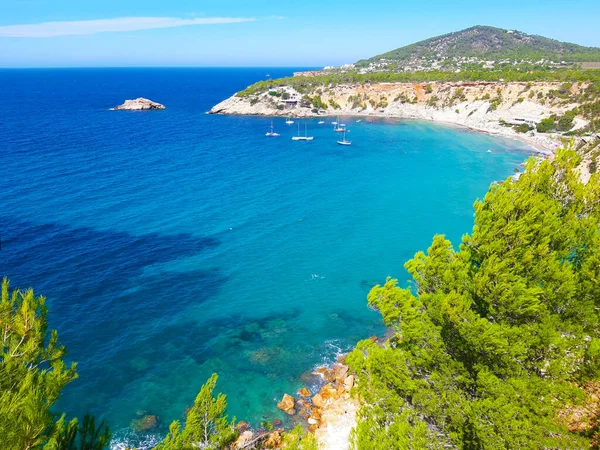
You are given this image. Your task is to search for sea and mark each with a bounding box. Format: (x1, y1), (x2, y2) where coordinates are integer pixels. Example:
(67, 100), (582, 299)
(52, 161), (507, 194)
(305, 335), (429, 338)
(0, 68), (533, 448)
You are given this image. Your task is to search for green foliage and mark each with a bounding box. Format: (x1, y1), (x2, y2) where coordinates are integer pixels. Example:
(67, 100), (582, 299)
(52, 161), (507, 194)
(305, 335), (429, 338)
(358, 25), (600, 67)
(0, 278), (110, 450)
(46, 415), (111, 450)
(156, 373), (238, 450)
(236, 69), (600, 99)
(309, 95), (328, 110)
(347, 149), (600, 449)
(280, 425), (318, 450)
(537, 117), (556, 132)
(513, 123), (532, 133)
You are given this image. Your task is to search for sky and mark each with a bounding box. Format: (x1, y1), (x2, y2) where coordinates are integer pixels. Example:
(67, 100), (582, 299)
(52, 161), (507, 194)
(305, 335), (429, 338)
(1, 0), (600, 68)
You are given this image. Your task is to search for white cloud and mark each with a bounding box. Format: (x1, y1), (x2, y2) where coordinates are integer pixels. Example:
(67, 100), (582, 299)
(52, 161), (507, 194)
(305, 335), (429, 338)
(0, 16), (255, 38)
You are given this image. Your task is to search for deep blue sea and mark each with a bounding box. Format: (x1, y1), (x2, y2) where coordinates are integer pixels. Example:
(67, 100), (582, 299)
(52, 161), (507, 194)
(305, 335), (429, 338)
(0, 68), (533, 448)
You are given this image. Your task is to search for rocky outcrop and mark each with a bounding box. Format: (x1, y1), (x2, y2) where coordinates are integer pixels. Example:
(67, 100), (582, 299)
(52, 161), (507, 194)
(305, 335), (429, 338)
(298, 387), (311, 397)
(114, 97), (165, 110)
(277, 393), (296, 415)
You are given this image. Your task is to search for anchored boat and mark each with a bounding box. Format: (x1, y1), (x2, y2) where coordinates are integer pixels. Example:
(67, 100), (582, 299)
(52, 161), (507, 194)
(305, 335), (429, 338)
(265, 121), (280, 137)
(337, 128), (351, 146)
(292, 122), (314, 141)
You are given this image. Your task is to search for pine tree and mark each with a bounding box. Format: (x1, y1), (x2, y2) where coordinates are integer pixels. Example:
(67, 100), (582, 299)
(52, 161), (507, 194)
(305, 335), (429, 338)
(156, 373), (238, 450)
(347, 148), (600, 449)
(0, 278), (110, 450)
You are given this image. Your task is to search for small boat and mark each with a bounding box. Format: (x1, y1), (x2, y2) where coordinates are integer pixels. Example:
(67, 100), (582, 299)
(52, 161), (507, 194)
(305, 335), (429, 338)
(286, 117), (294, 125)
(332, 116), (338, 125)
(265, 121), (280, 137)
(292, 122), (314, 141)
(356, 119), (362, 123)
(334, 125), (345, 132)
(337, 128), (351, 146)
(318, 120), (325, 124)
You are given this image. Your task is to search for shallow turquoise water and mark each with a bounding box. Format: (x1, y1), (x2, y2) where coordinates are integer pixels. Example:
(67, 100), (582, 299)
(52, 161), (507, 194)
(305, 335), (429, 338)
(0, 68), (533, 448)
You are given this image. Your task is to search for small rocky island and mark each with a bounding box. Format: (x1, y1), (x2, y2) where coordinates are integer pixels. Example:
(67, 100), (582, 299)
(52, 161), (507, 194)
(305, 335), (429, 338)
(113, 97), (165, 110)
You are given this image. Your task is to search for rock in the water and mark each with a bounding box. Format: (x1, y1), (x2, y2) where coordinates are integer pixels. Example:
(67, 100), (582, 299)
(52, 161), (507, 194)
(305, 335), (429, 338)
(131, 414), (157, 431)
(277, 393), (295, 415)
(298, 387), (311, 397)
(114, 97), (165, 110)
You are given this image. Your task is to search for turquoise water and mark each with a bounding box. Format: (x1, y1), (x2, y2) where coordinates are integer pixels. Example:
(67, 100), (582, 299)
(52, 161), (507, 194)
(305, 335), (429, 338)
(0, 68), (533, 448)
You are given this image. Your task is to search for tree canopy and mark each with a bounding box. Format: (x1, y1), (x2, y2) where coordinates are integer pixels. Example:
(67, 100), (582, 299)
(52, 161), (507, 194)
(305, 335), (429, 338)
(346, 148), (600, 449)
(155, 373), (238, 450)
(0, 278), (110, 450)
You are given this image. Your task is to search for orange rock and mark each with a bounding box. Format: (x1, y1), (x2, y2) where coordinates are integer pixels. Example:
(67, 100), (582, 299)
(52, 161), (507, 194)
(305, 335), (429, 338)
(277, 393), (295, 415)
(333, 363), (349, 379)
(318, 383), (339, 403)
(235, 430), (254, 449)
(323, 369), (336, 382)
(236, 420), (249, 432)
(298, 387), (310, 397)
(265, 431), (282, 447)
(312, 393), (324, 408)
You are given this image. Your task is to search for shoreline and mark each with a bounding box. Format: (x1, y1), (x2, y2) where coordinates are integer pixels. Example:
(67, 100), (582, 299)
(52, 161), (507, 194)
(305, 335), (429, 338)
(209, 81), (587, 155)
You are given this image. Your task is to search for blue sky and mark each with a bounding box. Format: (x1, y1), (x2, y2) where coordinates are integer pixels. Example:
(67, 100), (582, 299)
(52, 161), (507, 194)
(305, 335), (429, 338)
(1, 0), (599, 67)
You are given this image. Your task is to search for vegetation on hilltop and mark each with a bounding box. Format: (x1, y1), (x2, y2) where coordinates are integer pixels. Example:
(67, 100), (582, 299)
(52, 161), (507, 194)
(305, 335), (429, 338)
(346, 148), (600, 449)
(236, 69), (600, 98)
(357, 25), (600, 68)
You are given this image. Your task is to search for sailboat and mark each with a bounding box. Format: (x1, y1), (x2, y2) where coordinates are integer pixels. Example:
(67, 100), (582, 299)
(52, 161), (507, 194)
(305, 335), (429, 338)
(265, 121), (280, 137)
(331, 116), (338, 125)
(292, 122), (314, 141)
(337, 128), (351, 146)
(286, 116), (294, 125)
(318, 120), (325, 124)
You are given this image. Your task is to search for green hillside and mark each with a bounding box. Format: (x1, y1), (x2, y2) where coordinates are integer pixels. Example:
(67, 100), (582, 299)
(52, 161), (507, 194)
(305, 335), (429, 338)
(357, 25), (600, 67)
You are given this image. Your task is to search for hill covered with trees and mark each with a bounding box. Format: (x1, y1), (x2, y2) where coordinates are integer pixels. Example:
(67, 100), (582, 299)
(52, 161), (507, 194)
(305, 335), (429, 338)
(357, 25), (600, 71)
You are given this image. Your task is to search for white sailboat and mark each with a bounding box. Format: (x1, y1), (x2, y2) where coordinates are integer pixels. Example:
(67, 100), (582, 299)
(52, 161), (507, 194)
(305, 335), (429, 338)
(286, 116), (294, 125)
(318, 120), (325, 124)
(331, 116), (338, 125)
(292, 122), (314, 141)
(265, 121), (280, 137)
(337, 128), (351, 146)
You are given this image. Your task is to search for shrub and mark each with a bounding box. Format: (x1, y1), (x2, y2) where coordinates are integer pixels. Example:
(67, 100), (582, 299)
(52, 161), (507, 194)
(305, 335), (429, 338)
(536, 117), (555, 133)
